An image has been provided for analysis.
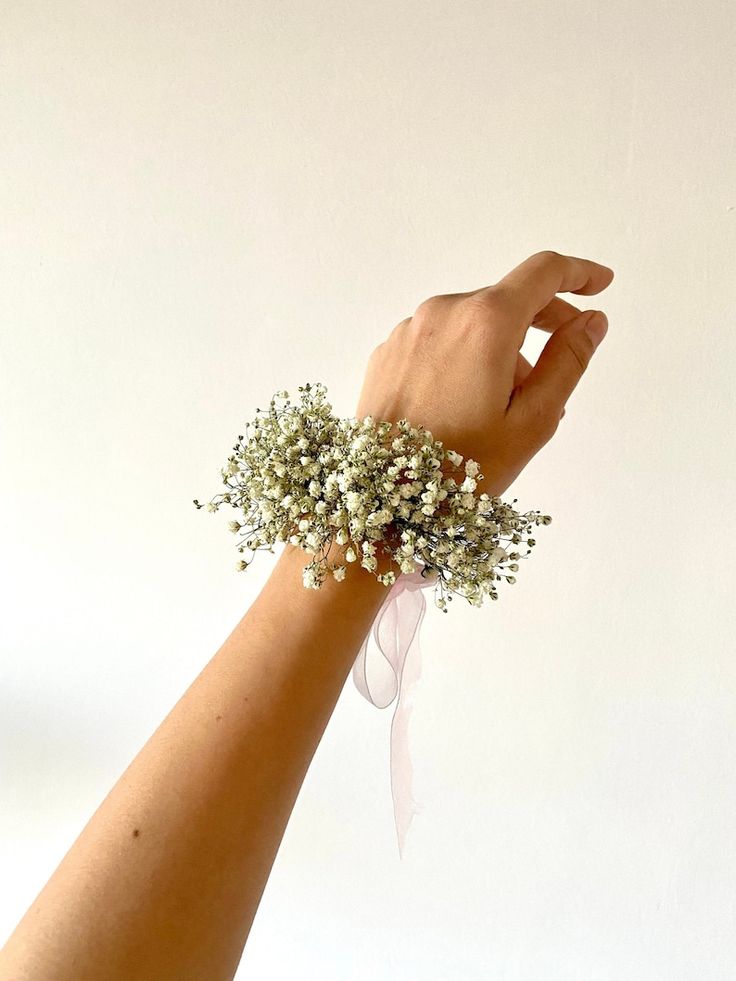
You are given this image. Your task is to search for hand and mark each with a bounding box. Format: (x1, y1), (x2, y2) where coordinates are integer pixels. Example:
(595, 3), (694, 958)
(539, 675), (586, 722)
(355, 250), (614, 498)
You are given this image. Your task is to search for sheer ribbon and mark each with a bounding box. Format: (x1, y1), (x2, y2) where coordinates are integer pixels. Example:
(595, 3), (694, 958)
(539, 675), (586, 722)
(351, 565), (438, 859)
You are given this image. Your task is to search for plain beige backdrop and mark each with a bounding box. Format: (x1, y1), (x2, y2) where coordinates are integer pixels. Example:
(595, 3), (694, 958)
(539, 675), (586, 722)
(2, 1), (735, 978)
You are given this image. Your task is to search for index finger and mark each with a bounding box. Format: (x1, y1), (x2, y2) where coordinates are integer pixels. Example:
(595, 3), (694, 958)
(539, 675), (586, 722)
(492, 251), (614, 324)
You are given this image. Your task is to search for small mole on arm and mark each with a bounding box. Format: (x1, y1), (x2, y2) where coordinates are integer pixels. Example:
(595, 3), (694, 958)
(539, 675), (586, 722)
(132, 828), (140, 838)
(216, 715), (222, 721)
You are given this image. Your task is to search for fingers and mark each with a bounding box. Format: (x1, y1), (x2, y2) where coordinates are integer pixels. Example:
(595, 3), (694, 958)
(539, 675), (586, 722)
(531, 297), (588, 411)
(531, 295), (583, 333)
(491, 250), (614, 325)
(520, 300), (585, 421)
(409, 252), (612, 426)
(507, 309), (608, 426)
(455, 252), (613, 394)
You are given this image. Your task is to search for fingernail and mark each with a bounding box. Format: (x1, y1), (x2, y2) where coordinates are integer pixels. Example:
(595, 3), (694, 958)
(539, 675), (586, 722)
(585, 312), (608, 349)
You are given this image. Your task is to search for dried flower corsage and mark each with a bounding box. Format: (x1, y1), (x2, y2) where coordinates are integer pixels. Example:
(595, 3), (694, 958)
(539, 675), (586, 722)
(194, 382), (551, 612)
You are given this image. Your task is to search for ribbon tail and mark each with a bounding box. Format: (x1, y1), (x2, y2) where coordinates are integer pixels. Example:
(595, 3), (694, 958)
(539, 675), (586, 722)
(351, 569), (433, 859)
(389, 587), (428, 859)
(352, 581), (401, 709)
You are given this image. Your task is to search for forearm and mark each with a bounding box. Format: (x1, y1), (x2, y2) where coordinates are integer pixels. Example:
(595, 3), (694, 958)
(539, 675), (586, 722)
(0, 544), (388, 981)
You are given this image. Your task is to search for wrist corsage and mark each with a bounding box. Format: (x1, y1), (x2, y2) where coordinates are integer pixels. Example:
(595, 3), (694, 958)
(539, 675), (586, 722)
(194, 382), (551, 610)
(195, 382), (552, 857)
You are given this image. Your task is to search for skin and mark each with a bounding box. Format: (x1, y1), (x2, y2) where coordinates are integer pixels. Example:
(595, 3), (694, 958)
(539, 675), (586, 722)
(0, 250), (613, 980)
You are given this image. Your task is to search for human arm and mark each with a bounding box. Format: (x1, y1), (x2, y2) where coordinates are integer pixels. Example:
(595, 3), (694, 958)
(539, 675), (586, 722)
(0, 542), (389, 981)
(0, 250), (613, 980)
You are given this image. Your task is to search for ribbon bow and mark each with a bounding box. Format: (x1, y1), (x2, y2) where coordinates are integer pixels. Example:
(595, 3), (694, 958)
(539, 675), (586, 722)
(351, 565), (438, 859)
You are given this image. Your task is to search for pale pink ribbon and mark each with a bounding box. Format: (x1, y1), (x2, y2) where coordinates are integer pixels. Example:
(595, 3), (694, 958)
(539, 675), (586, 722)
(351, 565), (438, 859)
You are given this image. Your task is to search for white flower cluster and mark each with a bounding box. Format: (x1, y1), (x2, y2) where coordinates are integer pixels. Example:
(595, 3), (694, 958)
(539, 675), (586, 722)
(194, 383), (552, 612)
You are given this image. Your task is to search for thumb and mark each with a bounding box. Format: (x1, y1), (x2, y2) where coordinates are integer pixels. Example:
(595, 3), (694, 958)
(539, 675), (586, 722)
(513, 310), (608, 423)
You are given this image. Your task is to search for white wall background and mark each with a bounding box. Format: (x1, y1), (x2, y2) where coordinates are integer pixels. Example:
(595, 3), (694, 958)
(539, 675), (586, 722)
(2, 1), (735, 977)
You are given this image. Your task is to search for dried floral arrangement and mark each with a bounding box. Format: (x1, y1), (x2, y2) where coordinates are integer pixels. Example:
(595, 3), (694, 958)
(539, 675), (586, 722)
(195, 383), (551, 611)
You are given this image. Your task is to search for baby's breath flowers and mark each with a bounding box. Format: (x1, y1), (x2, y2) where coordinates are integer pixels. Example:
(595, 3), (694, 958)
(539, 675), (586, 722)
(194, 383), (551, 612)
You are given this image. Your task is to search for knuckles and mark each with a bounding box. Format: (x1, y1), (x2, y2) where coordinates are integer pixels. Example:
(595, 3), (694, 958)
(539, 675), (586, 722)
(372, 318), (412, 358)
(413, 295), (444, 321)
(414, 286), (513, 327)
(457, 287), (508, 316)
(367, 341), (385, 364)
